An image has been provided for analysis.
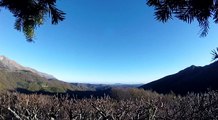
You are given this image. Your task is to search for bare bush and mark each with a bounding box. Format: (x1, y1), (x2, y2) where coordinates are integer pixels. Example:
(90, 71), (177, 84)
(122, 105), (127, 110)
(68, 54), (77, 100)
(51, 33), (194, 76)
(0, 90), (218, 120)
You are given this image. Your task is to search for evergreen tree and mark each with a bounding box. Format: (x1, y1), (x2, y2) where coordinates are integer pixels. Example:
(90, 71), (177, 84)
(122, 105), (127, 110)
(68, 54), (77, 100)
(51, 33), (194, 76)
(147, 0), (218, 37)
(0, 0), (65, 41)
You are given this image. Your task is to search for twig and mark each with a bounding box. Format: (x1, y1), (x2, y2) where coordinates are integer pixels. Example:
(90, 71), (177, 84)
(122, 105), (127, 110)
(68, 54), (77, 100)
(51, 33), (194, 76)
(7, 107), (22, 120)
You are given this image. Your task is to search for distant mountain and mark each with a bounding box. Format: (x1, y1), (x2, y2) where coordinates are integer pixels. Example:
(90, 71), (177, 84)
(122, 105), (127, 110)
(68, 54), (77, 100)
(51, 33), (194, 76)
(0, 55), (85, 92)
(140, 61), (218, 95)
(71, 83), (110, 91)
(71, 83), (143, 91)
(110, 83), (143, 88)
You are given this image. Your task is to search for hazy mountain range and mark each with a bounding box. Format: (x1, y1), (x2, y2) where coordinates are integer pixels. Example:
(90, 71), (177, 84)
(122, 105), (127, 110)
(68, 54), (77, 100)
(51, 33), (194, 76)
(71, 83), (143, 91)
(140, 61), (218, 95)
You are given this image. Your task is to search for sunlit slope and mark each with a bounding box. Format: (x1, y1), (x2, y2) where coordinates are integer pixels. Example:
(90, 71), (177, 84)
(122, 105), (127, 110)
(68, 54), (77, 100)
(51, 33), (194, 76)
(0, 55), (85, 92)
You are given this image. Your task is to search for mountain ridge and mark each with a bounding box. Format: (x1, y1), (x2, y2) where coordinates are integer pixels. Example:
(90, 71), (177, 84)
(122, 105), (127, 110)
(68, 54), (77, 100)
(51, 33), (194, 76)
(0, 55), (55, 79)
(140, 61), (218, 95)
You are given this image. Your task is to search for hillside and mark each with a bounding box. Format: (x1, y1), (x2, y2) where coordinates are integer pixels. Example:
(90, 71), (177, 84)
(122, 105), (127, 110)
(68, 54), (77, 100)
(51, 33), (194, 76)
(0, 55), (85, 92)
(140, 61), (218, 95)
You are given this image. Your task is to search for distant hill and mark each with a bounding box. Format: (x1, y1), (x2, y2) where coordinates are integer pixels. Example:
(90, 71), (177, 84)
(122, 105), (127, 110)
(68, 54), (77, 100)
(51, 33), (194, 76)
(140, 61), (218, 95)
(71, 83), (143, 91)
(0, 55), (85, 92)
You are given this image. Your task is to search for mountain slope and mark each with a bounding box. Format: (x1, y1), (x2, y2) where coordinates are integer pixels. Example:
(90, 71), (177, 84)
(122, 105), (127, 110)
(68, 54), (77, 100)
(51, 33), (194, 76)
(0, 56), (55, 79)
(0, 55), (85, 92)
(140, 62), (218, 95)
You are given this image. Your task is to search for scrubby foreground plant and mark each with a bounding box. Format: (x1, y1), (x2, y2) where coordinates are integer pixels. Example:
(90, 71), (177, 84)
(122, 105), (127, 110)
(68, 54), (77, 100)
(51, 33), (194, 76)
(0, 90), (218, 120)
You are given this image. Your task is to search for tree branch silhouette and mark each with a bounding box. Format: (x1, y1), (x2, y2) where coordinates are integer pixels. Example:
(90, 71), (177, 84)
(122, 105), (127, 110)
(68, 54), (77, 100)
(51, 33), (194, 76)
(0, 0), (65, 42)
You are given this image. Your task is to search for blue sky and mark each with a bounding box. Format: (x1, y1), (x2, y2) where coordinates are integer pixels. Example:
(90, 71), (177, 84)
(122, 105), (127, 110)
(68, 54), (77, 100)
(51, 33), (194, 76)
(0, 0), (218, 84)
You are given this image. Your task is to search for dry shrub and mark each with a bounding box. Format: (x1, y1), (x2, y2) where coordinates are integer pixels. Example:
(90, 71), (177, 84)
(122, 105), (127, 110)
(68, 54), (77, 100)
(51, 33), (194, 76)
(0, 90), (218, 120)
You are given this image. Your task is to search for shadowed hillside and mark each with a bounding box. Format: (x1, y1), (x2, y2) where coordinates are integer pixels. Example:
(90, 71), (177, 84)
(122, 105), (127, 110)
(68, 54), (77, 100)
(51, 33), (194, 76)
(140, 61), (218, 95)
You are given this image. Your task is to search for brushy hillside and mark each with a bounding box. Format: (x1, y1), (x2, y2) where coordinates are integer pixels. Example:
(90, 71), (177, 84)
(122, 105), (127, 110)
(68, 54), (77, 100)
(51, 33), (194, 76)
(0, 89), (218, 120)
(0, 70), (85, 92)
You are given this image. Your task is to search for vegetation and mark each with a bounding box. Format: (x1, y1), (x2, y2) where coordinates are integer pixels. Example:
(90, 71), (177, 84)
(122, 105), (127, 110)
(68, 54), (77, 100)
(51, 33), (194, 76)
(147, 0), (218, 37)
(0, 89), (218, 119)
(211, 48), (218, 61)
(0, 0), (65, 41)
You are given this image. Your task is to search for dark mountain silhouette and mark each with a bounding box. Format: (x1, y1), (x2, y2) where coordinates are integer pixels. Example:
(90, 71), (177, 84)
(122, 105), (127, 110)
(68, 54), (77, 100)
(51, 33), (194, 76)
(140, 61), (218, 95)
(0, 55), (86, 92)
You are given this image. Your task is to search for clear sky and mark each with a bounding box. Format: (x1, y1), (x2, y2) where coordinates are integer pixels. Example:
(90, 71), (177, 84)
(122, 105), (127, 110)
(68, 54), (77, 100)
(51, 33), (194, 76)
(0, 0), (218, 84)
